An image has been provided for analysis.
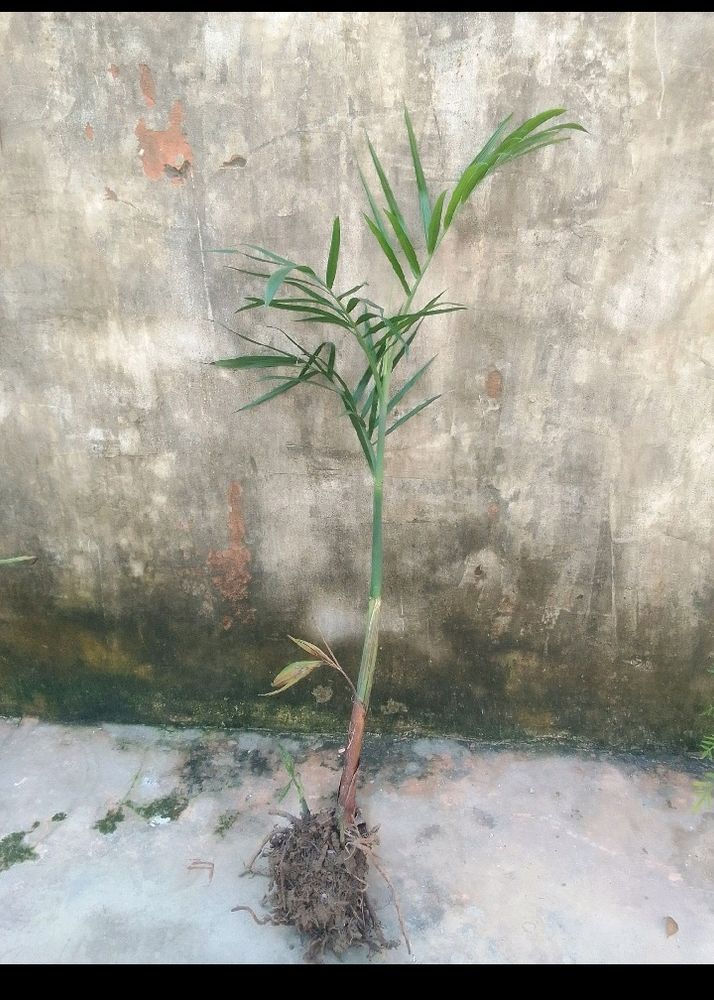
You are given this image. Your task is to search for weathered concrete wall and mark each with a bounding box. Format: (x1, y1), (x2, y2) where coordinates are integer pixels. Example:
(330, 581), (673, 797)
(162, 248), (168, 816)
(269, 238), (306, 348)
(1, 12), (713, 746)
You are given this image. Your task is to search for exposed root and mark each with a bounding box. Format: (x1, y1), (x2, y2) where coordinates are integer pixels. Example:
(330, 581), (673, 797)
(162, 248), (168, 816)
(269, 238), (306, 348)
(239, 831), (272, 877)
(372, 858), (411, 955)
(233, 808), (399, 960)
(231, 904), (274, 925)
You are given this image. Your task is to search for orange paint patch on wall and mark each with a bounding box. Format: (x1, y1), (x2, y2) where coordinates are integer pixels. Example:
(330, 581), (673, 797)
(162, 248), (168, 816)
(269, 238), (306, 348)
(485, 369), (503, 399)
(207, 482), (254, 625)
(135, 101), (193, 181)
(84, 123), (94, 140)
(108, 63), (120, 78)
(138, 63), (156, 107)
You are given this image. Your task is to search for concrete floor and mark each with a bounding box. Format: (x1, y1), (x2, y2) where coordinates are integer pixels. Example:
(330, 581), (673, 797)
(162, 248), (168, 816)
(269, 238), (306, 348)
(0, 717), (712, 964)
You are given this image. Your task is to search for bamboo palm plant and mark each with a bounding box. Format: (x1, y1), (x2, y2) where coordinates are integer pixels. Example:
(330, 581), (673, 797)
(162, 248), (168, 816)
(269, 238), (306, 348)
(211, 107), (584, 823)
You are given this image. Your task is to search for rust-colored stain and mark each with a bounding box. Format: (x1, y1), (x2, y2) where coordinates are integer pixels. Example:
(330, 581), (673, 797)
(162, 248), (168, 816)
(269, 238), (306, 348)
(108, 63), (120, 78)
(84, 123), (95, 140)
(485, 369), (503, 399)
(135, 101), (193, 182)
(138, 63), (156, 107)
(207, 482), (254, 625)
(487, 501), (500, 522)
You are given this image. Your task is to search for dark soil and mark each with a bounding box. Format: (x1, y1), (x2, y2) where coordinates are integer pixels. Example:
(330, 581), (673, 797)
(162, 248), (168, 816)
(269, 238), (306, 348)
(237, 809), (395, 960)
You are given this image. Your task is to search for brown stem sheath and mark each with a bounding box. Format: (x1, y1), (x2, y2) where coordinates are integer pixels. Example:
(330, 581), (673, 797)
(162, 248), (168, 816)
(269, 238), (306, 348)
(337, 699), (367, 822)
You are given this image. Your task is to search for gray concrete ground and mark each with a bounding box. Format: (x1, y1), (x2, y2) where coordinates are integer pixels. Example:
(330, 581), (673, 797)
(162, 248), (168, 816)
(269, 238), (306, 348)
(0, 717), (712, 964)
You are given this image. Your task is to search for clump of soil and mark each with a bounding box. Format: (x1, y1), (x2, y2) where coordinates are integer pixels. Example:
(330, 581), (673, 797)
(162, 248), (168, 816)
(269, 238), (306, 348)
(236, 809), (397, 960)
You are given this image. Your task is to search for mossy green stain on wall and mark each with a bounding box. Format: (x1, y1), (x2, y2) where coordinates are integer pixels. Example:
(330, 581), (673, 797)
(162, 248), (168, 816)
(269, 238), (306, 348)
(0, 603), (712, 751)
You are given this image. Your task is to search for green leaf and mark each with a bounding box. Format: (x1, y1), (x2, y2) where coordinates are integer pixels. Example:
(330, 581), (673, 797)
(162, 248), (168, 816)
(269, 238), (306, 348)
(503, 107), (566, 143)
(235, 298), (266, 315)
(358, 165), (390, 241)
(345, 409), (375, 473)
(366, 393), (379, 438)
(0, 555), (36, 566)
(246, 245), (301, 269)
(260, 660), (322, 696)
(337, 282), (367, 300)
(325, 342), (336, 380)
(426, 190), (446, 254)
(444, 159), (494, 229)
(385, 394), (441, 437)
(294, 313), (353, 329)
(297, 341), (336, 381)
(363, 214), (410, 295)
(468, 114), (514, 166)
(354, 314), (381, 330)
(388, 356), (436, 414)
(326, 216), (340, 288)
(285, 279), (341, 312)
(225, 265), (271, 279)
(366, 135), (408, 233)
(346, 297), (361, 313)
(265, 265), (294, 306)
(496, 134), (570, 165)
(404, 106), (431, 240)
(238, 377), (306, 411)
(213, 354), (299, 369)
(384, 210), (421, 278)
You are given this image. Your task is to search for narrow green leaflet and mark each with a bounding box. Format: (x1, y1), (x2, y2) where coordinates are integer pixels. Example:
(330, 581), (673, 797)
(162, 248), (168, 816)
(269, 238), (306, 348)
(384, 210), (420, 278)
(427, 190), (446, 253)
(404, 106), (431, 240)
(264, 265), (295, 305)
(363, 215), (411, 295)
(467, 114), (514, 168)
(497, 135), (570, 165)
(238, 376), (307, 411)
(337, 282), (367, 300)
(285, 279), (341, 312)
(358, 166), (391, 243)
(0, 555), (36, 566)
(366, 135), (408, 233)
(387, 356), (436, 414)
(502, 107), (566, 143)
(444, 159), (494, 229)
(326, 216), (340, 288)
(385, 394), (441, 437)
(213, 354), (299, 369)
(345, 409), (375, 473)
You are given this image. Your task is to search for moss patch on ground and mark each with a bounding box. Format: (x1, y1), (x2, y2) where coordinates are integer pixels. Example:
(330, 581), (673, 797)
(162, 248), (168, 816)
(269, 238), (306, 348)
(214, 810), (239, 837)
(130, 793), (188, 822)
(0, 831), (38, 873)
(93, 807), (125, 834)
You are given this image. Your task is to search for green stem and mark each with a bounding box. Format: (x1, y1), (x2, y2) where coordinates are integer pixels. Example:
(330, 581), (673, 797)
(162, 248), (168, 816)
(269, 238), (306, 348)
(355, 340), (393, 706)
(339, 251), (439, 817)
(352, 258), (431, 709)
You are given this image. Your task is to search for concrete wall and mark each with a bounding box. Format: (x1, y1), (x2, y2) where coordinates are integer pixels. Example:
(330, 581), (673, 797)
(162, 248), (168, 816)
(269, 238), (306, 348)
(2, 11), (713, 746)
